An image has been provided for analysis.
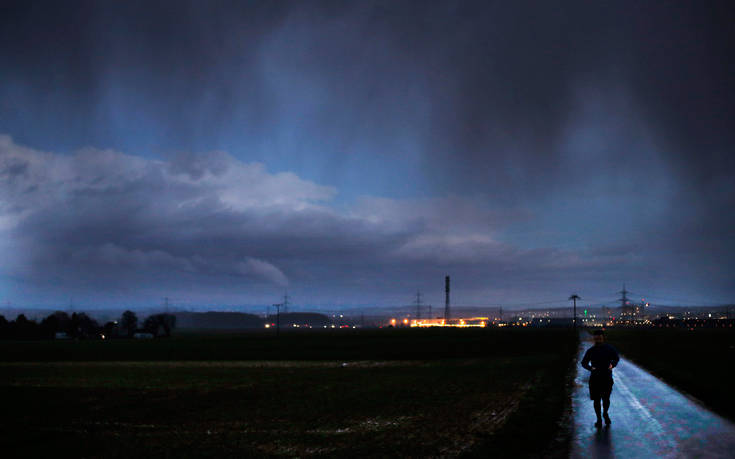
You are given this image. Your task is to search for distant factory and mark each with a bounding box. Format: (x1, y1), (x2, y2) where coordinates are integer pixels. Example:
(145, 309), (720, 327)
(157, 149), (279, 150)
(412, 318), (488, 328)
(388, 275), (489, 328)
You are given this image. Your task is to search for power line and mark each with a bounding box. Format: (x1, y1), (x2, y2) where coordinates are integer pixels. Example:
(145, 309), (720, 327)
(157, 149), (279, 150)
(627, 292), (730, 306)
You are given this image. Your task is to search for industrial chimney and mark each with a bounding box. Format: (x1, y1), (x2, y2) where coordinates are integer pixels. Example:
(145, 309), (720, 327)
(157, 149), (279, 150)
(444, 275), (450, 320)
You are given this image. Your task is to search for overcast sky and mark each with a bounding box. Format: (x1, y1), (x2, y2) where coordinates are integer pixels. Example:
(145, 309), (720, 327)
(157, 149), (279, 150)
(1, 1), (733, 310)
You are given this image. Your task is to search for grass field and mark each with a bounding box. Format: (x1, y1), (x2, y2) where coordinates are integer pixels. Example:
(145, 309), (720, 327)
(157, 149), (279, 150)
(0, 328), (577, 458)
(605, 328), (735, 421)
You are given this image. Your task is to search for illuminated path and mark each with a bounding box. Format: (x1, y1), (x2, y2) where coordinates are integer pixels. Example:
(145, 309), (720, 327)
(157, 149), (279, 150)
(572, 334), (735, 458)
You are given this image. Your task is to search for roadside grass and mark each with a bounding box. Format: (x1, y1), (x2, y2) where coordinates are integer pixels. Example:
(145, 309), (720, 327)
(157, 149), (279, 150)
(606, 328), (735, 421)
(1, 328), (577, 457)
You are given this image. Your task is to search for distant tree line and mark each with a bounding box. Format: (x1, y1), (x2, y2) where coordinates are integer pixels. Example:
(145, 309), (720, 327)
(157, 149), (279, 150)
(0, 310), (176, 339)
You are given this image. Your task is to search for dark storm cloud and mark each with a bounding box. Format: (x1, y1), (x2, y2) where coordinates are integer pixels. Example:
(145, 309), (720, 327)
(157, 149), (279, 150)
(1, 1), (733, 305)
(2, 1), (732, 176)
(402, 1), (735, 204)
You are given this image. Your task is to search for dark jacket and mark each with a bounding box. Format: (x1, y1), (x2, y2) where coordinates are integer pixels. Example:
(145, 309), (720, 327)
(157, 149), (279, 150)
(581, 343), (620, 378)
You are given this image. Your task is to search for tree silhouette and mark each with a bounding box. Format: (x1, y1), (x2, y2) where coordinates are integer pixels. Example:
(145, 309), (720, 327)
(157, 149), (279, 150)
(120, 310), (138, 337)
(39, 311), (72, 338)
(143, 313), (176, 337)
(102, 321), (118, 338)
(13, 314), (40, 339)
(69, 312), (99, 339)
(0, 314), (8, 338)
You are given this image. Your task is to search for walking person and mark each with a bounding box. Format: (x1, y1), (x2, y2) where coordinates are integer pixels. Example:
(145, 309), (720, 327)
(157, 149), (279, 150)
(581, 329), (620, 428)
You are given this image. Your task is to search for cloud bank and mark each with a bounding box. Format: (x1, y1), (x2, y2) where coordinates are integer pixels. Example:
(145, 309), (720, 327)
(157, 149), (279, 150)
(2, 134), (731, 308)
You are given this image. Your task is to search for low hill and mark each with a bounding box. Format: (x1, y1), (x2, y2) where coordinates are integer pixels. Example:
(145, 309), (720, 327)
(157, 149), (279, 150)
(266, 312), (332, 327)
(175, 311), (264, 329)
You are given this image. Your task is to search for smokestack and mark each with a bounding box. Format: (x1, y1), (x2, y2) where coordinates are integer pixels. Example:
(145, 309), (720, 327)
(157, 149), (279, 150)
(444, 275), (450, 320)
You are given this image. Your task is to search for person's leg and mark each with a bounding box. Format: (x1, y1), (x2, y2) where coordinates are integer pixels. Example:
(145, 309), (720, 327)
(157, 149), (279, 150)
(602, 393), (611, 424)
(590, 377), (603, 426)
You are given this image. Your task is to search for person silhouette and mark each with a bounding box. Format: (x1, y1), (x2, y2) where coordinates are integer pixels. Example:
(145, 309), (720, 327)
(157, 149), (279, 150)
(581, 329), (620, 428)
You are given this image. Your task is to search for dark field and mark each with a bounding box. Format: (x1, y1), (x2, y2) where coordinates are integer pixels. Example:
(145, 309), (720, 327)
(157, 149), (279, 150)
(606, 328), (735, 421)
(1, 328), (577, 458)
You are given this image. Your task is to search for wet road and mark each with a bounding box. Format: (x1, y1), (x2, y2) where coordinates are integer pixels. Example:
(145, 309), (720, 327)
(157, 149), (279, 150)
(572, 335), (735, 458)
